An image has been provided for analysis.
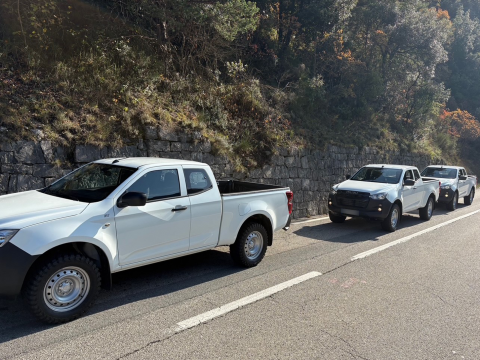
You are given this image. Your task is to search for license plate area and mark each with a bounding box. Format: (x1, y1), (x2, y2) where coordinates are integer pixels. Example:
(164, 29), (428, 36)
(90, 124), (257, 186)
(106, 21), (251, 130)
(341, 209), (359, 216)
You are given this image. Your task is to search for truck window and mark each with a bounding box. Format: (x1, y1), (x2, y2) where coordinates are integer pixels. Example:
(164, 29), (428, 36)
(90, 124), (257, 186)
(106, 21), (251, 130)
(41, 163), (136, 203)
(350, 167), (403, 184)
(404, 170), (414, 183)
(127, 169), (181, 201)
(459, 169), (465, 176)
(184, 168), (212, 195)
(413, 169), (421, 181)
(421, 167), (457, 179)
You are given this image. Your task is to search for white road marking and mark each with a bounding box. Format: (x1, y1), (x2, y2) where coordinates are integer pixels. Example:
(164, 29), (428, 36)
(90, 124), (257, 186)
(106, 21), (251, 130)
(293, 217), (329, 225)
(351, 209), (480, 261)
(175, 271), (322, 332)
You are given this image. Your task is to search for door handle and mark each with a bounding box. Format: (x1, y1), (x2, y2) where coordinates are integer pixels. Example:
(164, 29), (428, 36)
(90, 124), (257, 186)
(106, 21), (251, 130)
(172, 206), (188, 212)
(413, 187), (417, 189)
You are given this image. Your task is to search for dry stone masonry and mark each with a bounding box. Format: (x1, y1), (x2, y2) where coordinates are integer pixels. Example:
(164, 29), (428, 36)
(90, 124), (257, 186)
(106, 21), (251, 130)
(0, 127), (442, 219)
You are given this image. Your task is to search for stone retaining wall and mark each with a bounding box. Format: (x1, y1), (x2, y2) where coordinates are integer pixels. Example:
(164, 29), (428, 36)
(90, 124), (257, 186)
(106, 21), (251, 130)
(0, 127), (442, 219)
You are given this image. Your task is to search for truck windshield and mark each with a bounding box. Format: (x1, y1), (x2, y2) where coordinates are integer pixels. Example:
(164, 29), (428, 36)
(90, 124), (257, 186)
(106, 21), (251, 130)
(350, 167), (403, 184)
(421, 167), (457, 179)
(40, 163), (137, 203)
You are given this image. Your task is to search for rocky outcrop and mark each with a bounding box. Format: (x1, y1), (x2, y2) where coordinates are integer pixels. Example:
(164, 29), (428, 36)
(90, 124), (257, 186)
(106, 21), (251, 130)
(0, 129), (442, 219)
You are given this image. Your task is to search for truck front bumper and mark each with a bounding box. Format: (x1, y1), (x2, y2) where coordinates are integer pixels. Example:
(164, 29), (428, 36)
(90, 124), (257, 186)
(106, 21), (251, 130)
(0, 243), (39, 299)
(437, 188), (455, 203)
(328, 196), (393, 220)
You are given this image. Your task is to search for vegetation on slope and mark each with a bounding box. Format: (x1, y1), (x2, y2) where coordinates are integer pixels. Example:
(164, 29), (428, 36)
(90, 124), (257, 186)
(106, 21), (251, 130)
(1, 0), (480, 168)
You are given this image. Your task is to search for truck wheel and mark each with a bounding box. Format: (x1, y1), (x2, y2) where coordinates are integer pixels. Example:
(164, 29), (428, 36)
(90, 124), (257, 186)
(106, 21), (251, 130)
(24, 254), (101, 324)
(329, 212), (346, 223)
(419, 196), (434, 221)
(447, 192), (458, 211)
(381, 204), (400, 232)
(464, 188), (475, 205)
(230, 223), (268, 268)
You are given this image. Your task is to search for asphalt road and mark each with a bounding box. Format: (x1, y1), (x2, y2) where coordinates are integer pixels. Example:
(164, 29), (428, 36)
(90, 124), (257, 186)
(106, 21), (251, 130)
(1, 198), (480, 359)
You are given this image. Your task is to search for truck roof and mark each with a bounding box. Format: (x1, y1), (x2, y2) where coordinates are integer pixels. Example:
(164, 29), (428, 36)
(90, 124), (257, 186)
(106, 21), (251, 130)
(94, 157), (206, 168)
(364, 164), (417, 170)
(424, 165), (464, 169)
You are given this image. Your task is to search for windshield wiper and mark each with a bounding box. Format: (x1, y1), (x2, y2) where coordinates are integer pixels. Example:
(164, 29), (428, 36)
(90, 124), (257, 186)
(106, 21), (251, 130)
(42, 188), (81, 202)
(57, 192), (81, 202)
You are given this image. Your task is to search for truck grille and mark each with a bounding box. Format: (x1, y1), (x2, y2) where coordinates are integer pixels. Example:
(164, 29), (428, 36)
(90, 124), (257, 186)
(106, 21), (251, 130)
(336, 190), (370, 208)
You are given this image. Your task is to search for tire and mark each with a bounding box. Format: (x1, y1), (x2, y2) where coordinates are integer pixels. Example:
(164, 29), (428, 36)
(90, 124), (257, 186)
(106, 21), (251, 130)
(381, 204), (400, 232)
(419, 196), (434, 221)
(24, 254), (101, 324)
(329, 212), (346, 223)
(230, 222), (268, 268)
(464, 188), (475, 206)
(447, 192), (458, 211)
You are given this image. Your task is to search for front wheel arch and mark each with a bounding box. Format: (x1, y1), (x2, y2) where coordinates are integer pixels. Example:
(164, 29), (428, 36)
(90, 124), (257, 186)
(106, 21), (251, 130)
(23, 242), (112, 294)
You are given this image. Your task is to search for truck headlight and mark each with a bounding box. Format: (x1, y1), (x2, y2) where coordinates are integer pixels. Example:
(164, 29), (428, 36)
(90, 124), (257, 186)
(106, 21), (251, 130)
(440, 185), (450, 190)
(370, 193), (387, 200)
(330, 189), (337, 195)
(0, 230), (19, 248)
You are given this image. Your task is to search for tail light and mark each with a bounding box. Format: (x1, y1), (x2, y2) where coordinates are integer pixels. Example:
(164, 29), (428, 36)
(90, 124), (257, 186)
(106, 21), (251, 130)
(286, 191), (293, 214)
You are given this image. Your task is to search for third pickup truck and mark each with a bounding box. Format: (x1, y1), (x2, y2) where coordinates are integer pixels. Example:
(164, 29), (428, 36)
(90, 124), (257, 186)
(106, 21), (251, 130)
(328, 164), (440, 232)
(421, 165), (476, 210)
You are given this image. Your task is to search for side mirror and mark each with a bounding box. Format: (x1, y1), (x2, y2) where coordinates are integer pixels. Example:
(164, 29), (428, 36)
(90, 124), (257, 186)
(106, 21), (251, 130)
(345, 175), (351, 180)
(117, 192), (147, 208)
(459, 175), (467, 181)
(404, 179), (415, 186)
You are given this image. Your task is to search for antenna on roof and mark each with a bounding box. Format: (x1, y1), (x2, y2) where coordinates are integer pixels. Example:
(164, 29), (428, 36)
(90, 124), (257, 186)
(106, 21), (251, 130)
(112, 157), (128, 164)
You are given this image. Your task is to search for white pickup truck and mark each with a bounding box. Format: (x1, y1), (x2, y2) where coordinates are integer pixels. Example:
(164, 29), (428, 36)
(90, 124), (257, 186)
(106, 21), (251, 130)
(0, 158), (293, 323)
(328, 165), (440, 232)
(421, 166), (476, 211)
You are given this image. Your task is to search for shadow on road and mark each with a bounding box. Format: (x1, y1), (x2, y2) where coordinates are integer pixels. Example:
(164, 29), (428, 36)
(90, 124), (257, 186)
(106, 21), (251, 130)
(293, 203), (463, 244)
(0, 248), (240, 343)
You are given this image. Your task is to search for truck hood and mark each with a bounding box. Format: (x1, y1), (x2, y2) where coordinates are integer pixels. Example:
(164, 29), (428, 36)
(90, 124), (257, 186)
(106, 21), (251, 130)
(425, 177), (455, 186)
(335, 180), (398, 194)
(0, 191), (88, 229)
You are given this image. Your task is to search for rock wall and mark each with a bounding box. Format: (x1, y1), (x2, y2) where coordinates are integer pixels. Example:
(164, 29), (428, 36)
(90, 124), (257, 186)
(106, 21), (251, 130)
(0, 127), (442, 219)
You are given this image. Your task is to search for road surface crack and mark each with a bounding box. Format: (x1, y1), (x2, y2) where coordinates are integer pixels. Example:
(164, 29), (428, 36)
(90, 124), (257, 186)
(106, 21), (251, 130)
(319, 329), (371, 360)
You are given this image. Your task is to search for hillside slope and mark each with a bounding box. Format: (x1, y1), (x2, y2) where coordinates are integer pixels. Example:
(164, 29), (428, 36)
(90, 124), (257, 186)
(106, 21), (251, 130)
(1, 0), (480, 171)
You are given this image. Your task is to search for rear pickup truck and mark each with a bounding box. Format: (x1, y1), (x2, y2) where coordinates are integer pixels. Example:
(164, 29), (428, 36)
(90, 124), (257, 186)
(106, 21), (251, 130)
(328, 164), (440, 232)
(421, 165), (476, 210)
(0, 157), (293, 323)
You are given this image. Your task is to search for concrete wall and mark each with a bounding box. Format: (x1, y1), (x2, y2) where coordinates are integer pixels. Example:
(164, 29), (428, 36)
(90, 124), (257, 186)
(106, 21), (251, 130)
(0, 127), (443, 218)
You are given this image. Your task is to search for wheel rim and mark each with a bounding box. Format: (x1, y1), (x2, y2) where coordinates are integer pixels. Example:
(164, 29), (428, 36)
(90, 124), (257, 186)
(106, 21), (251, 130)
(244, 231), (264, 260)
(391, 208), (399, 228)
(428, 199), (433, 217)
(453, 194), (457, 209)
(43, 267), (90, 312)
(470, 191), (474, 203)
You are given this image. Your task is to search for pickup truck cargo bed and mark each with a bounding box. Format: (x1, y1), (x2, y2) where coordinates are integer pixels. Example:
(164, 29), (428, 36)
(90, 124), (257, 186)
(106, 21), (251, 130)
(217, 180), (287, 195)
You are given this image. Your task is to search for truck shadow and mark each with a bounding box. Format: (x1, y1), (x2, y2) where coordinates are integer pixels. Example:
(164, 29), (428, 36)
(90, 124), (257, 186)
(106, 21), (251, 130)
(292, 204), (459, 244)
(292, 218), (387, 244)
(0, 249), (240, 343)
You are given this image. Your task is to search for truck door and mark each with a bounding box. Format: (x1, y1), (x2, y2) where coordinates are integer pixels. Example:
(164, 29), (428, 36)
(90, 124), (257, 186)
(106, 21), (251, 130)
(412, 169), (424, 208)
(182, 165), (222, 250)
(402, 170), (418, 212)
(114, 166), (191, 266)
(458, 168), (468, 196)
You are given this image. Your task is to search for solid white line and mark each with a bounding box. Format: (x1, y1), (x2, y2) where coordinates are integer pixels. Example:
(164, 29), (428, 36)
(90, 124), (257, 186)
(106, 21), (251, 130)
(351, 209), (480, 261)
(294, 217), (330, 225)
(175, 271), (322, 332)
